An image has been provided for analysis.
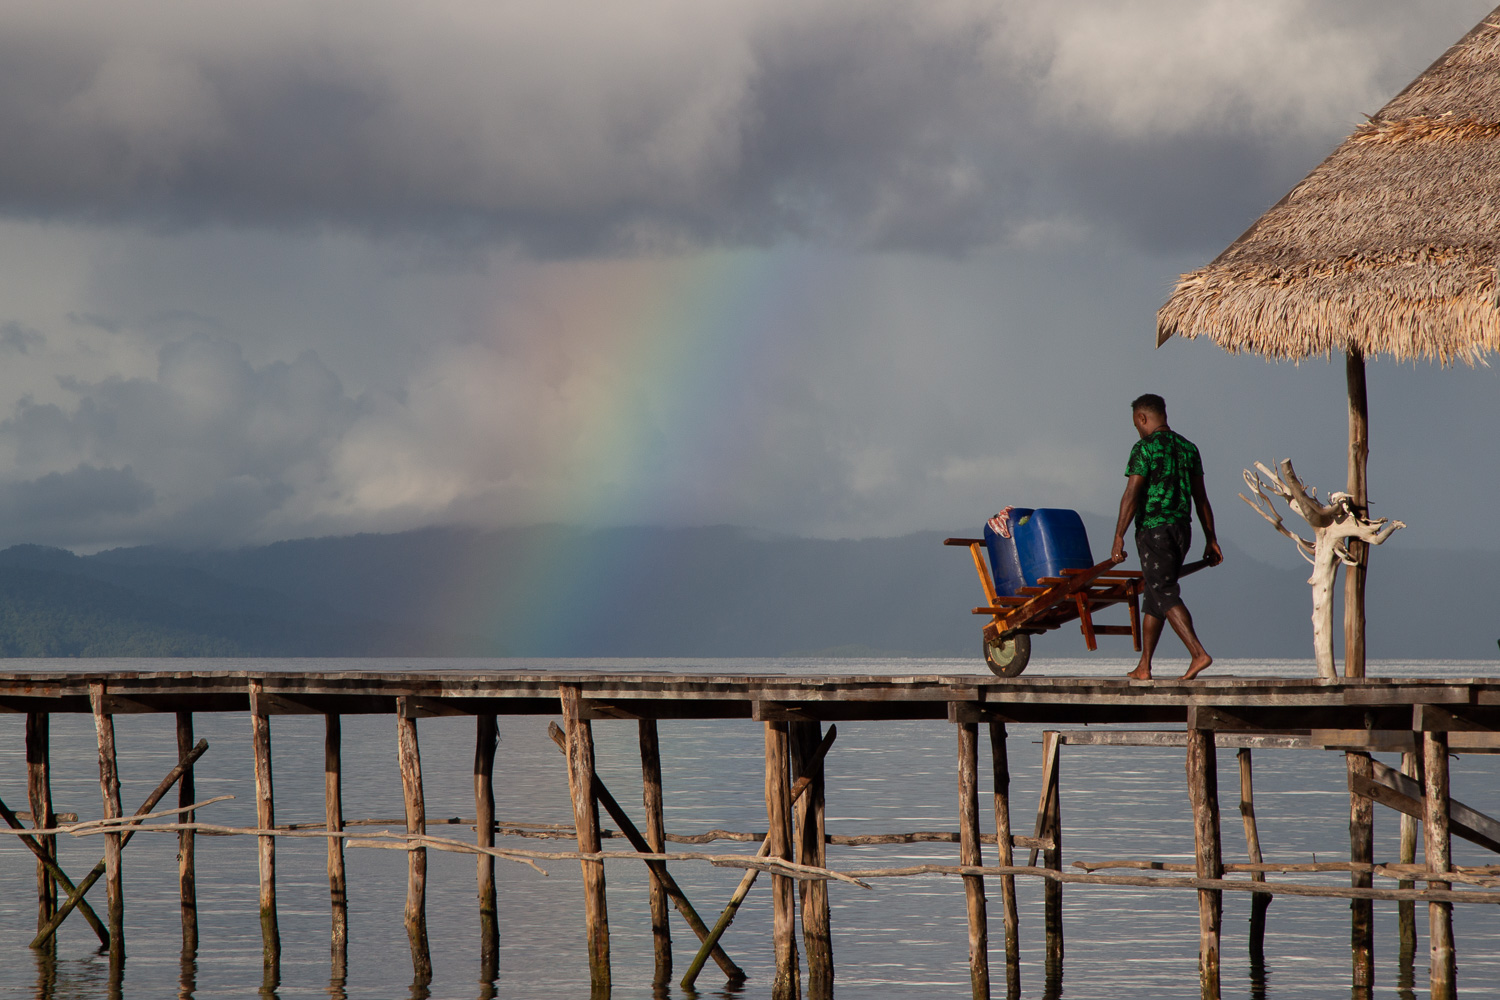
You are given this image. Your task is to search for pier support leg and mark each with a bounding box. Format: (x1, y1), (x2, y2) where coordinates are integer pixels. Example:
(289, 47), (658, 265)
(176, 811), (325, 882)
(1186, 727), (1222, 1000)
(1032, 731), (1063, 982)
(1423, 731), (1455, 1000)
(989, 723), (1020, 997)
(90, 683), (125, 969)
(396, 701), (432, 983)
(957, 722), (991, 1000)
(248, 680), (280, 975)
(1397, 749), (1420, 990)
(638, 719), (672, 985)
(560, 684), (610, 995)
(1235, 750), (1270, 961)
(1347, 750), (1374, 990)
(325, 714), (348, 974)
(476, 713), (499, 981)
(791, 721), (832, 999)
(176, 712), (198, 956)
(26, 713), (56, 947)
(764, 720), (801, 1000)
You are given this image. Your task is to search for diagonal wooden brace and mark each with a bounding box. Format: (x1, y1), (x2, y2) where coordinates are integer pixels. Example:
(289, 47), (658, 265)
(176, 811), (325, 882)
(0, 794), (110, 948)
(30, 738), (208, 950)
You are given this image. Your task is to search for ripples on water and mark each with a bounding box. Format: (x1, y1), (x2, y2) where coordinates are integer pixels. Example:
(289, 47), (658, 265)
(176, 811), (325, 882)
(2, 657), (1498, 998)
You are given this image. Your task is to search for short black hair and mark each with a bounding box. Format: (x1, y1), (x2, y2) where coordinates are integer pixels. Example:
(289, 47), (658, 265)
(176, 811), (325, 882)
(1131, 393), (1166, 416)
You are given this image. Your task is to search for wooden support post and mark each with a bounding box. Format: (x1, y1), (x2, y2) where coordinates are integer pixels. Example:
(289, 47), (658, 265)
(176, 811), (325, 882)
(90, 682), (125, 968)
(1235, 749), (1270, 958)
(1423, 731), (1454, 1000)
(26, 712), (56, 944)
(790, 721), (832, 999)
(989, 723), (1020, 995)
(1397, 749), (1420, 973)
(638, 718), (672, 985)
(175, 712), (198, 955)
(396, 700), (432, 983)
(1186, 727), (1222, 1000)
(325, 714), (348, 966)
(1343, 348), (1369, 678)
(476, 713), (499, 980)
(248, 680), (280, 971)
(1032, 731), (1063, 979)
(1347, 750), (1374, 988)
(957, 722), (991, 1000)
(764, 720), (801, 1000)
(560, 684), (610, 994)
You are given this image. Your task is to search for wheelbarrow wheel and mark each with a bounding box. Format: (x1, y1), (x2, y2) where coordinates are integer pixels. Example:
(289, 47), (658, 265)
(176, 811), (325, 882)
(983, 632), (1031, 677)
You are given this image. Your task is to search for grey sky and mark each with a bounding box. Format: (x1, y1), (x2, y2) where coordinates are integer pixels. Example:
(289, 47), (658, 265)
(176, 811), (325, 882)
(0, 0), (1494, 558)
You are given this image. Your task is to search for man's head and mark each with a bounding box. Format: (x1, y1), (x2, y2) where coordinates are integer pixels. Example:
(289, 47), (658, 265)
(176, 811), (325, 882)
(1131, 393), (1167, 437)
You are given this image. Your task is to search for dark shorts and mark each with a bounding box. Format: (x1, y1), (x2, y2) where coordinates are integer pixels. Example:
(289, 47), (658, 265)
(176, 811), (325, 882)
(1136, 522), (1191, 619)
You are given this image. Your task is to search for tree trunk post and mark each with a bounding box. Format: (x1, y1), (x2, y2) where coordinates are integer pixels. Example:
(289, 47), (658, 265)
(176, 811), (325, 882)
(790, 721), (832, 998)
(1344, 349), (1369, 678)
(1347, 750), (1374, 988)
(764, 720), (801, 1000)
(560, 684), (610, 994)
(248, 680), (280, 972)
(1186, 727), (1222, 1000)
(26, 713), (56, 946)
(989, 723), (1020, 994)
(175, 712), (198, 956)
(638, 718), (672, 985)
(1033, 731), (1063, 980)
(325, 713), (348, 969)
(396, 700), (432, 983)
(476, 713), (500, 980)
(1423, 730), (1455, 999)
(1397, 749), (1420, 978)
(1235, 749), (1270, 958)
(957, 721), (991, 1000)
(90, 683), (125, 968)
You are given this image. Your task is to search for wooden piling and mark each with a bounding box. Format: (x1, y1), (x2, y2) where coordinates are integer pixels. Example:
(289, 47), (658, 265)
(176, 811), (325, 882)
(1033, 731), (1063, 976)
(989, 722), (1020, 994)
(25, 712), (56, 942)
(957, 721), (991, 1000)
(638, 718), (672, 984)
(1423, 730), (1455, 999)
(396, 700), (432, 982)
(1235, 749), (1270, 957)
(89, 682), (125, 967)
(1186, 727), (1222, 1000)
(248, 680), (280, 969)
(476, 713), (500, 979)
(325, 714), (348, 962)
(790, 720), (832, 997)
(176, 712), (198, 955)
(1397, 749), (1420, 967)
(560, 684), (610, 994)
(764, 720), (801, 1000)
(1347, 750), (1374, 988)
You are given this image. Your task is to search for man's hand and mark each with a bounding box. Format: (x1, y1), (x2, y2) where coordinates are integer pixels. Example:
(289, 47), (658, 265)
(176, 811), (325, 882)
(1111, 535), (1127, 562)
(1205, 539), (1223, 566)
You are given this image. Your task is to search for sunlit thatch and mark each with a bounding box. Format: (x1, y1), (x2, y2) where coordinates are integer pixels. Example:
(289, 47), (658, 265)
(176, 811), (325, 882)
(1156, 8), (1500, 364)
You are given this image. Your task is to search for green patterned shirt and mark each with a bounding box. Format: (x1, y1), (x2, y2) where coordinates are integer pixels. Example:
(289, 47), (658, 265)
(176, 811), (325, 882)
(1126, 429), (1202, 530)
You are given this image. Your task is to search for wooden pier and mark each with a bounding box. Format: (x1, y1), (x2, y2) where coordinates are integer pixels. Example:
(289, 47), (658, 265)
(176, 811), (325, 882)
(5, 668), (1500, 999)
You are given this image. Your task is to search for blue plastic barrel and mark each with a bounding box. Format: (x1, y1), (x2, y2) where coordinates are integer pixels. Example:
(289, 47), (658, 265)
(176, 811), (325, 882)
(984, 508), (1033, 597)
(1013, 508), (1094, 588)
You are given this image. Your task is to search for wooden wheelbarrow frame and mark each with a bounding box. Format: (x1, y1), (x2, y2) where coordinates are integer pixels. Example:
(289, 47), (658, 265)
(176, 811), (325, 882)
(943, 537), (1145, 675)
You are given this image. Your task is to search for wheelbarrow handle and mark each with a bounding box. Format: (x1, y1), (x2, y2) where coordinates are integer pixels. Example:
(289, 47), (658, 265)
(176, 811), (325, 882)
(1179, 558), (1217, 578)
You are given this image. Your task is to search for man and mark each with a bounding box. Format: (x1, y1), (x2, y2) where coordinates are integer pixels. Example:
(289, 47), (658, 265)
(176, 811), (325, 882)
(1110, 393), (1222, 680)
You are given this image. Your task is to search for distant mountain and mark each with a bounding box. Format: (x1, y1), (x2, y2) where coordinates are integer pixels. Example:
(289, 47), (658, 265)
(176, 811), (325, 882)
(0, 525), (1491, 660)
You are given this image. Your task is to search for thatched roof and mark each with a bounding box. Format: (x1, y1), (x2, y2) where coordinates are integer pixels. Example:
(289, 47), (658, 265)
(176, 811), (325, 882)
(1157, 7), (1500, 363)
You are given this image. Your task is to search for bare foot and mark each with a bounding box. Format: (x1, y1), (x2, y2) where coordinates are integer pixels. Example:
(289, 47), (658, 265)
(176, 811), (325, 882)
(1180, 654), (1213, 680)
(1125, 666), (1151, 681)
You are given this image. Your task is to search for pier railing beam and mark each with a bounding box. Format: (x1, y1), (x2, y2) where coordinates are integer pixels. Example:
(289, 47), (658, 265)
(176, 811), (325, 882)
(90, 682), (125, 968)
(1186, 727), (1223, 1000)
(325, 713), (348, 970)
(26, 712), (56, 944)
(989, 722), (1020, 995)
(560, 684), (610, 994)
(1423, 729), (1455, 999)
(764, 720), (802, 1000)
(791, 720), (833, 998)
(1347, 750), (1374, 988)
(957, 721), (991, 1000)
(396, 699), (432, 983)
(476, 713), (500, 980)
(248, 680), (280, 974)
(176, 712), (198, 956)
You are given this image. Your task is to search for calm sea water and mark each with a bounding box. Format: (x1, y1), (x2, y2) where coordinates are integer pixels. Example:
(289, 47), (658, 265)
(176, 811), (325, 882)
(2, 657), (1499, 1000)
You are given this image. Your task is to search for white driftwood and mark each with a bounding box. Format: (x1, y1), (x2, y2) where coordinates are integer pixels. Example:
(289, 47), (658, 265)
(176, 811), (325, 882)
(1240, 459), (1404, 678)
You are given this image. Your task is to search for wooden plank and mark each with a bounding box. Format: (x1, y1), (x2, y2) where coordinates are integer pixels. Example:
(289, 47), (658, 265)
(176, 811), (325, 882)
(475, 713), (499, 980)
(1347, 752), (1373, 988)
(967, 541), (1000, 607)
(396, 701), (432, 982)
(326, 714), (348, 965)
(1186, 728), (1222, 999)
(91, 682), (125, 967)
(248, 680), (280, 971)
(765, 721), (801, 1000)
(989, 723), (1020, 992)
(26, 712), (56, 944)
(176, 712), (198, 955)
(1424, 732), (1455, 1000)
(957, 722), (990, 1000)
(560, 684), (610, 993)
(1074, 593), (1098, 651)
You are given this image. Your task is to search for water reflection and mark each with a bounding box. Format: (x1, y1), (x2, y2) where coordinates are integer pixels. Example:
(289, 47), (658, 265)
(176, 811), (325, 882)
(177, 949), (196, 1000)
(259, 961), (279, 1000)
(1248, 951), (1269, 1000)
(32, 949), (56, 1000)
